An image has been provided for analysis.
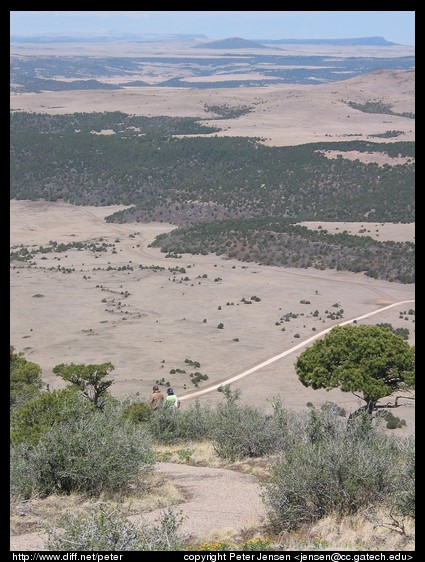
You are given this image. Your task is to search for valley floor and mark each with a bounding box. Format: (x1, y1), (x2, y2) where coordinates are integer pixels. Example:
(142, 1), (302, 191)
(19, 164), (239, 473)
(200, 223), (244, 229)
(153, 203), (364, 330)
(10, 200), (415, 433)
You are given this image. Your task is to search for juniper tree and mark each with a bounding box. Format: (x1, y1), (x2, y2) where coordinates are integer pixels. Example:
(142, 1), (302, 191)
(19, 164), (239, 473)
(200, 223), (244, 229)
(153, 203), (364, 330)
(295, 324), (415, 413)
(53, 362), (114, 409)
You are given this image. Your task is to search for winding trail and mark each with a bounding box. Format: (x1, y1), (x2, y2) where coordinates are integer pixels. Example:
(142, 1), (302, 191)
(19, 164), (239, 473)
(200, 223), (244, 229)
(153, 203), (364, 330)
(132, 463), (267, 541)
(10, 463), (267, 551)
(179, 299), (415, 403)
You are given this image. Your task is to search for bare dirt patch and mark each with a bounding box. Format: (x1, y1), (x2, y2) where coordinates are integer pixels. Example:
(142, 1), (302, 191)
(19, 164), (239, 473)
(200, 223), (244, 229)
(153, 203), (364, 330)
(298, 221), (415, 243)
(317, 150), (414, 167)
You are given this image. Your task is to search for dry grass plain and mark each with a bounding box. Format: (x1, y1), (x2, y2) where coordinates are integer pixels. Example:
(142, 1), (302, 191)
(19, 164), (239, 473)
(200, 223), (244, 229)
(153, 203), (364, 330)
(10, 72), (415, 148)
(10, 200), (415, 433)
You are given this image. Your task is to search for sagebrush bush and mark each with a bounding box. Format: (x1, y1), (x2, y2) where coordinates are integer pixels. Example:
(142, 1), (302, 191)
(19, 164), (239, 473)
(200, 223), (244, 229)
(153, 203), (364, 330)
(147, 399), (215, 444)
(10, 403), (154, 498)
(391, 436), (415, 518)
(47, 505), (186, 551)
(212, 394), (284, 460)
(262, 410), (412, 531)
(10, 443), (35, 500)
(148, 392), (289, 456)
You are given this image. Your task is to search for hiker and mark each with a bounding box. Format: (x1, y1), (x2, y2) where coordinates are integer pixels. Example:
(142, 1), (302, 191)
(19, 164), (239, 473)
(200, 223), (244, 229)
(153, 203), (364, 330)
(149, 384), (164, 409)
(164, 387), (180, 408)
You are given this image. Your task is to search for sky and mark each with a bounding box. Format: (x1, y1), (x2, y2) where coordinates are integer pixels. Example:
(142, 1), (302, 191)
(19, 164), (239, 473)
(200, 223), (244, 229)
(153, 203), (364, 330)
(10, 11), (415, 45)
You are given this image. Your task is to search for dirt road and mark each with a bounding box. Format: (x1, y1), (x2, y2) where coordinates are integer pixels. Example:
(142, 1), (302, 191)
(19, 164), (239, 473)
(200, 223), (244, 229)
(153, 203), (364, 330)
(179, 299), (415, 403)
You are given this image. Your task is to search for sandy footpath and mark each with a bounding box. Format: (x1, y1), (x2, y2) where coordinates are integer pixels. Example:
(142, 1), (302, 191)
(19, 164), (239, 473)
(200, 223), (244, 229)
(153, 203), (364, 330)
(10, 462), (267, 551)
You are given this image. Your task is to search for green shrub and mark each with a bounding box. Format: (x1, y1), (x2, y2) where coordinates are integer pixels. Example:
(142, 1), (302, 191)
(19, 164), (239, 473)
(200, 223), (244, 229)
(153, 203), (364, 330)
(10, 404), (154, 498)
(47, 505), (185, 551)
(11, 387), (93, 446)
(378, 410), (406, 429)
(122, 401), (152, 424)
(386, 418), (399, 429)
(10, 345), (43, 409)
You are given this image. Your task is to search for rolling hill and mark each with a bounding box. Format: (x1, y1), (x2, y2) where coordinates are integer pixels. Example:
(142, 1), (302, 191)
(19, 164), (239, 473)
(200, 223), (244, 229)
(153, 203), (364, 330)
(194, 36), (270, 49)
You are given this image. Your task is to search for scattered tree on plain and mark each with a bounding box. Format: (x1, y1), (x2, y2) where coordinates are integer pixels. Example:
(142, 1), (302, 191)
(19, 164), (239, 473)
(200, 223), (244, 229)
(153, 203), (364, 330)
(295, 324), (415, 413)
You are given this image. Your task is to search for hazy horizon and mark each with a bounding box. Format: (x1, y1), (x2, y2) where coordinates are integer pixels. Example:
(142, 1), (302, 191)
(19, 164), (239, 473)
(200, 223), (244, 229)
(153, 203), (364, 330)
(10, 11), (415, 46)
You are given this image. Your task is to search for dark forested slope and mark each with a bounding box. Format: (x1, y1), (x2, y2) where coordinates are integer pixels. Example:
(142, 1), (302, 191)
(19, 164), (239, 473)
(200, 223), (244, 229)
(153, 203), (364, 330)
(10, 111), (415, 282)
(10, 112), (414, 223)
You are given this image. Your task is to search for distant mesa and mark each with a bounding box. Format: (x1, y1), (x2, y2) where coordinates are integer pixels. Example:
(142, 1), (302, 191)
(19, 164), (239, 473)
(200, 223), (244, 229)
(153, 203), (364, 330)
(194, 37), (270, 49)
(260, 36), (397, 46)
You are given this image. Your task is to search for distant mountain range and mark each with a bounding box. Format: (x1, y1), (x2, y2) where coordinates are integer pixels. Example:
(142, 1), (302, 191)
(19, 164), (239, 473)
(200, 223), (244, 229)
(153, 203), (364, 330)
(11, 34), (399, 47)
